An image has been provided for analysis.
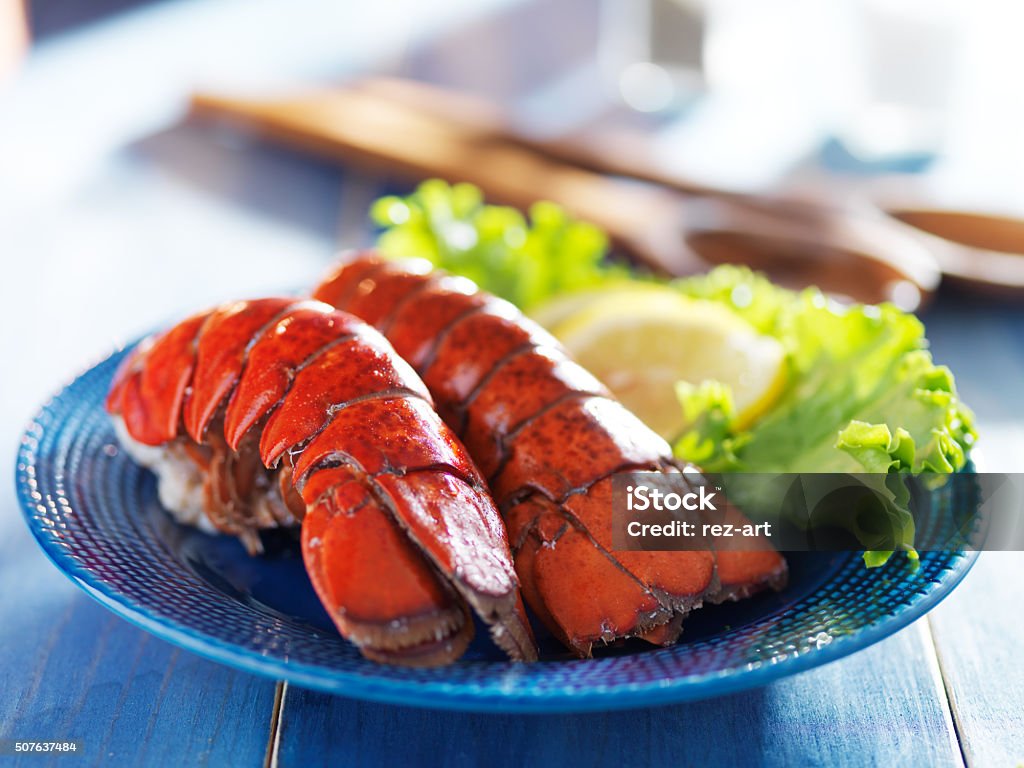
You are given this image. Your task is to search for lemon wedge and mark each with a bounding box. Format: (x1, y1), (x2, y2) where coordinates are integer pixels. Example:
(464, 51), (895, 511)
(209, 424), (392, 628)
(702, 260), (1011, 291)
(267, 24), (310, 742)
(548, 287), (787, 441)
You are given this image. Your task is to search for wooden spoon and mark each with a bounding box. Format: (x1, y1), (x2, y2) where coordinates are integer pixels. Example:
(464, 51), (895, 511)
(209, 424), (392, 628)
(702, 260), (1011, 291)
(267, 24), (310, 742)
(882, 208), (1024, 296)
(362, 78), (1024, 301)
(189, 87), (940, 309)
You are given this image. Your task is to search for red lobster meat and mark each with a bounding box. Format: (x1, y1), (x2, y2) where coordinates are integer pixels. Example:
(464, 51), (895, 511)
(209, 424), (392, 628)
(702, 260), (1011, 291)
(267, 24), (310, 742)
(315, 255), (788, 657)
(106, 298), (537, 666)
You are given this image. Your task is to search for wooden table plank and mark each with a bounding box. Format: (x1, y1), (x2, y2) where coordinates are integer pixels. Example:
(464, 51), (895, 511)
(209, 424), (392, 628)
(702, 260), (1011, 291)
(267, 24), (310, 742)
(0, 517), (279, 767)
(926, 424), (1024, 768)
(274, 622), (961, 768)
(930, 554), (1024, 768)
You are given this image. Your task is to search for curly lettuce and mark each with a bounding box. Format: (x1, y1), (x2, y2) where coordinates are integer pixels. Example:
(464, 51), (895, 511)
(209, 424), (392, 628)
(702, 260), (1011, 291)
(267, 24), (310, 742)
(672, 267), (975, 476)
(371, 181), (977, 566)
(672, 267), (976, 565)
(372, 179), (627, 310)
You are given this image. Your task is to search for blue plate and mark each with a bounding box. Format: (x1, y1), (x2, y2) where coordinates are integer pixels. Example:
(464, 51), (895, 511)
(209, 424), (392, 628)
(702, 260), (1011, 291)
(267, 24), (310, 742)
(16, 346), (979, 712)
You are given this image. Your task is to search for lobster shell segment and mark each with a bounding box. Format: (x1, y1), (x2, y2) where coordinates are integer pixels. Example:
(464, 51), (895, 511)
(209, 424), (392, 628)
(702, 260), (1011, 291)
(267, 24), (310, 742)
(315, 254), (787, 657)
(301, 465), (473, 665)
(222, 303), (365, 451)
(107, 298), (536, 666)
(504, 496), (669, 656)
(184, 298), (297, 443)
(108, 312), (210, 446)
(258, 332), (429, 468)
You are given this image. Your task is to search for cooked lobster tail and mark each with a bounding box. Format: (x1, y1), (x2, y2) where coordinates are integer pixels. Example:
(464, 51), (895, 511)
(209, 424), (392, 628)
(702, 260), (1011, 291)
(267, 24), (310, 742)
(315, 254), (787, 657)
(106, 298), (536, 665)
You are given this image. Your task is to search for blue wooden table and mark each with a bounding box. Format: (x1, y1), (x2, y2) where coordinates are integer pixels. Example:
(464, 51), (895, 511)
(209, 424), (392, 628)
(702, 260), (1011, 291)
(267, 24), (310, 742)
(2, 2), (1023, 765)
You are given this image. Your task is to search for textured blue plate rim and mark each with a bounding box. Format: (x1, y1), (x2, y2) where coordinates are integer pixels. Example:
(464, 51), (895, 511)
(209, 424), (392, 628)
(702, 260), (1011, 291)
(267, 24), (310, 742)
(16, 348), (981, 713)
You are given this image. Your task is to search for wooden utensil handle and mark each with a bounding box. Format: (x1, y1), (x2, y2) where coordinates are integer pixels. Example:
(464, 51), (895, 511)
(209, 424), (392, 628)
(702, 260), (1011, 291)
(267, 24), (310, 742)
(190, 91), (688, 270)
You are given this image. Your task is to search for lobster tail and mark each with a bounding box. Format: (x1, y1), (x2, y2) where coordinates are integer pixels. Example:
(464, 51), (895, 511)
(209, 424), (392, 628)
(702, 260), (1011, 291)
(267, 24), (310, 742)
(315, 254), (787, 656)
(107, 298), (537, 665)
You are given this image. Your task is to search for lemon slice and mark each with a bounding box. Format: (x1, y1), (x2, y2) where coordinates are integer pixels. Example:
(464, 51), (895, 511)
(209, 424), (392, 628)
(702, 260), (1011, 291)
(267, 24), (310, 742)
(550, 287), (787, 440)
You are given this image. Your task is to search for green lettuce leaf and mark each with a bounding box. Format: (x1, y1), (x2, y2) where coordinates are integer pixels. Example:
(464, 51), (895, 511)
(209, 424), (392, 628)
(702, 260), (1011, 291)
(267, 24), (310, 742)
(371, 179), (625, 310)
(672, 268), (975, 475)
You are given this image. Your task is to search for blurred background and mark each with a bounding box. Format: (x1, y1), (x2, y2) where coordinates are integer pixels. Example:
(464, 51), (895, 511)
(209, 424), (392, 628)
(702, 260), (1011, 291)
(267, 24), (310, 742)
(2, 0), (1024, 434)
